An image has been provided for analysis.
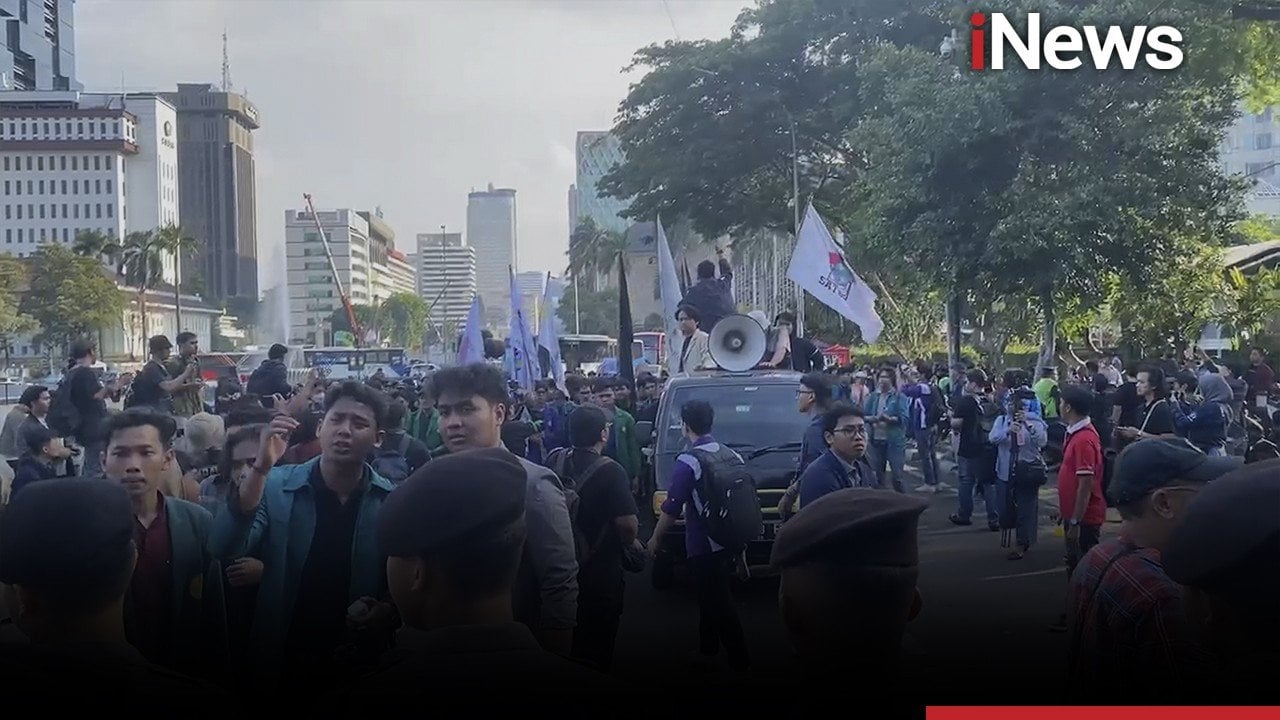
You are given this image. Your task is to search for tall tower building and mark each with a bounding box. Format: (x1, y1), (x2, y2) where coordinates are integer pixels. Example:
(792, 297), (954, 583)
(415, 231), (476, 344)
(162, 83), (261, 302)
(466, 184), (516, 328)
(284, 208), (373, 346)
(573, 131), (629, 234)
(0, 0), (80, 92)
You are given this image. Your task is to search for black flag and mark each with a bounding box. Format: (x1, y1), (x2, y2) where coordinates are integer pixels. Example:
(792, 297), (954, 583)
(617, 251), (636, 394)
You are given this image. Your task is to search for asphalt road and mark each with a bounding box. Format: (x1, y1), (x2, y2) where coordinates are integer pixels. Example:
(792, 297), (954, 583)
(610, 458), (1117, 705)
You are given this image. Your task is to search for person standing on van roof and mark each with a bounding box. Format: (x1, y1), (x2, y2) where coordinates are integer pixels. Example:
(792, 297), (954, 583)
(679, 248), (735, 333)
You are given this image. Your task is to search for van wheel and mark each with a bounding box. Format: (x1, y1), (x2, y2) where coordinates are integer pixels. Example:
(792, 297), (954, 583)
(651, 553), (675, 590)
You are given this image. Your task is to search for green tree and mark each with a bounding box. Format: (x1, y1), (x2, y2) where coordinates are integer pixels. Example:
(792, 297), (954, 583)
(1110, 248), (1228, 357)
(0, 257), (38, 369)
(555, 284), (619, 337)
(567, 218), (628, 289)
(328, 304), (381, 343)
(224, 295), (262, 339)
(74, 226), (197, 348)
(1221, 266), (1280, 344)
(22, 245), (123, 360)
(380, 292), (429, 349)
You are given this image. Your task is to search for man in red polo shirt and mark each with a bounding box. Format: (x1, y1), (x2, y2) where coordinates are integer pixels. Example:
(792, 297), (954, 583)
(1050, 385), (1106, 633)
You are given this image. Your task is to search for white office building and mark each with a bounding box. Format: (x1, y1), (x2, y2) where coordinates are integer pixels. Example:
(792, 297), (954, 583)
(285, 207), (376, 346)
(1219, 105), (1280, 217)
(387, 248), (416, 297)
(516, 269), (545, 329)
(466, 184), (516, 327)
(414, 231), (476, 340)
(0, 90), (179, 281)
(1, 0), (80, 92)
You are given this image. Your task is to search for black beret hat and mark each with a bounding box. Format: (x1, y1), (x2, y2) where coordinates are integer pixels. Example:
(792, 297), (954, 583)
(1108, 438), (1241, 506)
(1164, 459), (1280, 603)
(771, 488), (928, 569)
(0, 478), (134, 592)
(378, 447), (527, 557)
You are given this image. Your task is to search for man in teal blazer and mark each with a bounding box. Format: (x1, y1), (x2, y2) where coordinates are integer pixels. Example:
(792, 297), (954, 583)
(210, 381), (396, 690)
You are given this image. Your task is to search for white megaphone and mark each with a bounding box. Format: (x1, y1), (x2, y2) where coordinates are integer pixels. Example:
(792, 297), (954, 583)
(708, 314), (767, 372)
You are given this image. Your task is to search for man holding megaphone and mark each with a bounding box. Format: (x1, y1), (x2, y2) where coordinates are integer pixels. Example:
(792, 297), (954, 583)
(668, 305), (714, 378)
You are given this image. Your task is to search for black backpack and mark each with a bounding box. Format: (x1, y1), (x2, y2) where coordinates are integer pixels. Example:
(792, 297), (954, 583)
(548, 448), (614, 562)
(371, 433), (413, 485)
(688, 447), (763, 552)
(925, 387), (947, 430)
(47, 370), (83, 438)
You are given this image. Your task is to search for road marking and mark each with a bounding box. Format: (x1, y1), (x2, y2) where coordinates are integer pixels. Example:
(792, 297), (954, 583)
(982, 567), (1062, 581)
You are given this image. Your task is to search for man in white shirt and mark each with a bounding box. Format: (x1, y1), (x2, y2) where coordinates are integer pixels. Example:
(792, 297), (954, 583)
(668, 305), (713, 377)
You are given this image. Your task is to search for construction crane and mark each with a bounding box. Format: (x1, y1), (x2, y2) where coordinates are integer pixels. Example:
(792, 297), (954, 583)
(302, 193), (363, 346)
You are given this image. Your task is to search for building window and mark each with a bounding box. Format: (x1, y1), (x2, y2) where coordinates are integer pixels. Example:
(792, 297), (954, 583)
(60, 156), (65, 171)
(100, 122), (107, 135)
(42, 122), (49, 136)
(106, 179), (112, 194)
(38, 181), (44, 194)
(3, 206), (8, 220)
(106, 204), (113, 218)
(13, 182), (20, 196)
(26, 181), (32, 194)
(106, 156), (113, 170)
(71, 156), (77, 171)
(3, 229), (8, 243)
(1, 157), (6, 171)
(2, 181), (7, 195)
(95, 179), (101, 194)
(62, 203), (67, 218)
(95, 204), (101, 219)
(1258, 133), (1273, 150)
(40, 228), (46, 241)
(114, 121), (120, 134)
(36, 156), (42, 171)
(73, 204), (78, 219)
(38, 205), (44, 219)
(15, 205), (21, 220)
(62, 228), (68, 242)
(77, 122), (83, 134)
(17, 229), (22, 242)
(61, 180), (67, 194)
(24, 157), (31, 171)
(94, 156), (100, 171)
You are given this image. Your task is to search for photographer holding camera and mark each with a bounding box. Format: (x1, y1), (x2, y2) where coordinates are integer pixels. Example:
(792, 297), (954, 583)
(990, 371), (1048, 560)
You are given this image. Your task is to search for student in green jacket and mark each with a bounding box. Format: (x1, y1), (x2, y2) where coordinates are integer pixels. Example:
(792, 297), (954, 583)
(405, 377), (444, 456)
(101, 409), (228, 681)
(592, 378), (640, 491)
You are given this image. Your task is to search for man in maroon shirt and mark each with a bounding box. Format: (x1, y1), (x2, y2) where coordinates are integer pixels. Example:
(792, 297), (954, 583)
(1050, 385), (1107, 632)
(1066, 439), (1240, 702)
(102, 410), (225, 677)
(1248, 346), (1276, 400)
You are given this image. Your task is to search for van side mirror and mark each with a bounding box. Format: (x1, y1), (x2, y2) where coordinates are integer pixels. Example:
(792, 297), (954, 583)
(636, 421), (654, 448)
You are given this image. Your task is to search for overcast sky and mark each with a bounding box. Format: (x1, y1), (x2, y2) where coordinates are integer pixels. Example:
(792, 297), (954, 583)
(76, 0), (746, 290)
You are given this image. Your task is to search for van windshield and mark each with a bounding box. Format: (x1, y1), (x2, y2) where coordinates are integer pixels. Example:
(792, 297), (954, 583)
(654, 381), (807, 489)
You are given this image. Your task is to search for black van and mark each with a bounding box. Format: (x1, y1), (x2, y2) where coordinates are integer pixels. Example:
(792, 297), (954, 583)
(637, 370), (808, 588)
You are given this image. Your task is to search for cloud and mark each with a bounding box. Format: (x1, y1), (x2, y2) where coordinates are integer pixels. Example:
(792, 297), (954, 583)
(74, 0), (742, 287)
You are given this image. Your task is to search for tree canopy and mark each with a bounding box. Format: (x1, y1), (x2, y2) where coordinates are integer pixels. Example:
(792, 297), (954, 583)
(602, 0), (1280, 362)
(22, 245), (123, 355)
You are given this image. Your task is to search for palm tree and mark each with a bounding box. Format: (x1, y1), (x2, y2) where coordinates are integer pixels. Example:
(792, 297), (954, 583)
(567, 217), (628, 291)
(73, 226), (196, 351)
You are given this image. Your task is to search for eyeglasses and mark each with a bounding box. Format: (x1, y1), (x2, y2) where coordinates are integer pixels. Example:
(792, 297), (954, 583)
(796, 389), (815, 397)
(832, 425), (868, 436)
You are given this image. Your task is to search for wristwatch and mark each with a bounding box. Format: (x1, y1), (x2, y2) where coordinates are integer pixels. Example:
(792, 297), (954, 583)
(1067, 518), (1081, 527)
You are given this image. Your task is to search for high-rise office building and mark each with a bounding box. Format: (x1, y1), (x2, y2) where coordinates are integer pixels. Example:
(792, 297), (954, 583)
(415, 231), (476, 341)
(387, 248), (416, 297)
(1219, 105), (1280, 216)
(466, 184), (516, 327)
(516, 269), (545, 330)
(0, 0), (79, 92)
(161, 83), (261, 302)
(572, 131), (629, 234)
(285, 207), (375, 345)
(358, 209), (397, 306)
(0, 90), (179, 282)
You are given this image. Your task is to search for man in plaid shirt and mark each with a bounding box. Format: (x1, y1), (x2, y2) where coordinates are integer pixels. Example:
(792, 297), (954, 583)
(1066, 439), (1240, 701)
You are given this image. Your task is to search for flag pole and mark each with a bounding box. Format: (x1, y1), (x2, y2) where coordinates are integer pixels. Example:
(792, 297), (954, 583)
(791, 119), (804, 338)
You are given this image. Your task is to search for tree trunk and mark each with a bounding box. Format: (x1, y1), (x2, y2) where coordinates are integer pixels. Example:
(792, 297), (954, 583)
(139, 289), (148, 357)
(1038, 288), (1057, 377)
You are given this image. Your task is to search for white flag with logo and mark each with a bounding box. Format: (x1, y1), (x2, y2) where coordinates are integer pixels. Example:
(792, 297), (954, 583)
(508, 267), (539, 391)
(655, 216), (683, 346)
(537, 273), (566, 394)
(786, 202), (883, 344)
(456, 294), (485, 366)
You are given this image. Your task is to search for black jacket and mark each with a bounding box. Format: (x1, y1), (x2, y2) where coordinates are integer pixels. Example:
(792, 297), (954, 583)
(246, 359), (292, 401)
(680, 257), (735, 331)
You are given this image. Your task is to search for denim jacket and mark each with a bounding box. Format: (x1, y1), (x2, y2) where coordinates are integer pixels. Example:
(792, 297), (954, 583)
(208, 457), (394, 677)
(989, 413), (1048, 482)
(864, 390), (909, 445)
